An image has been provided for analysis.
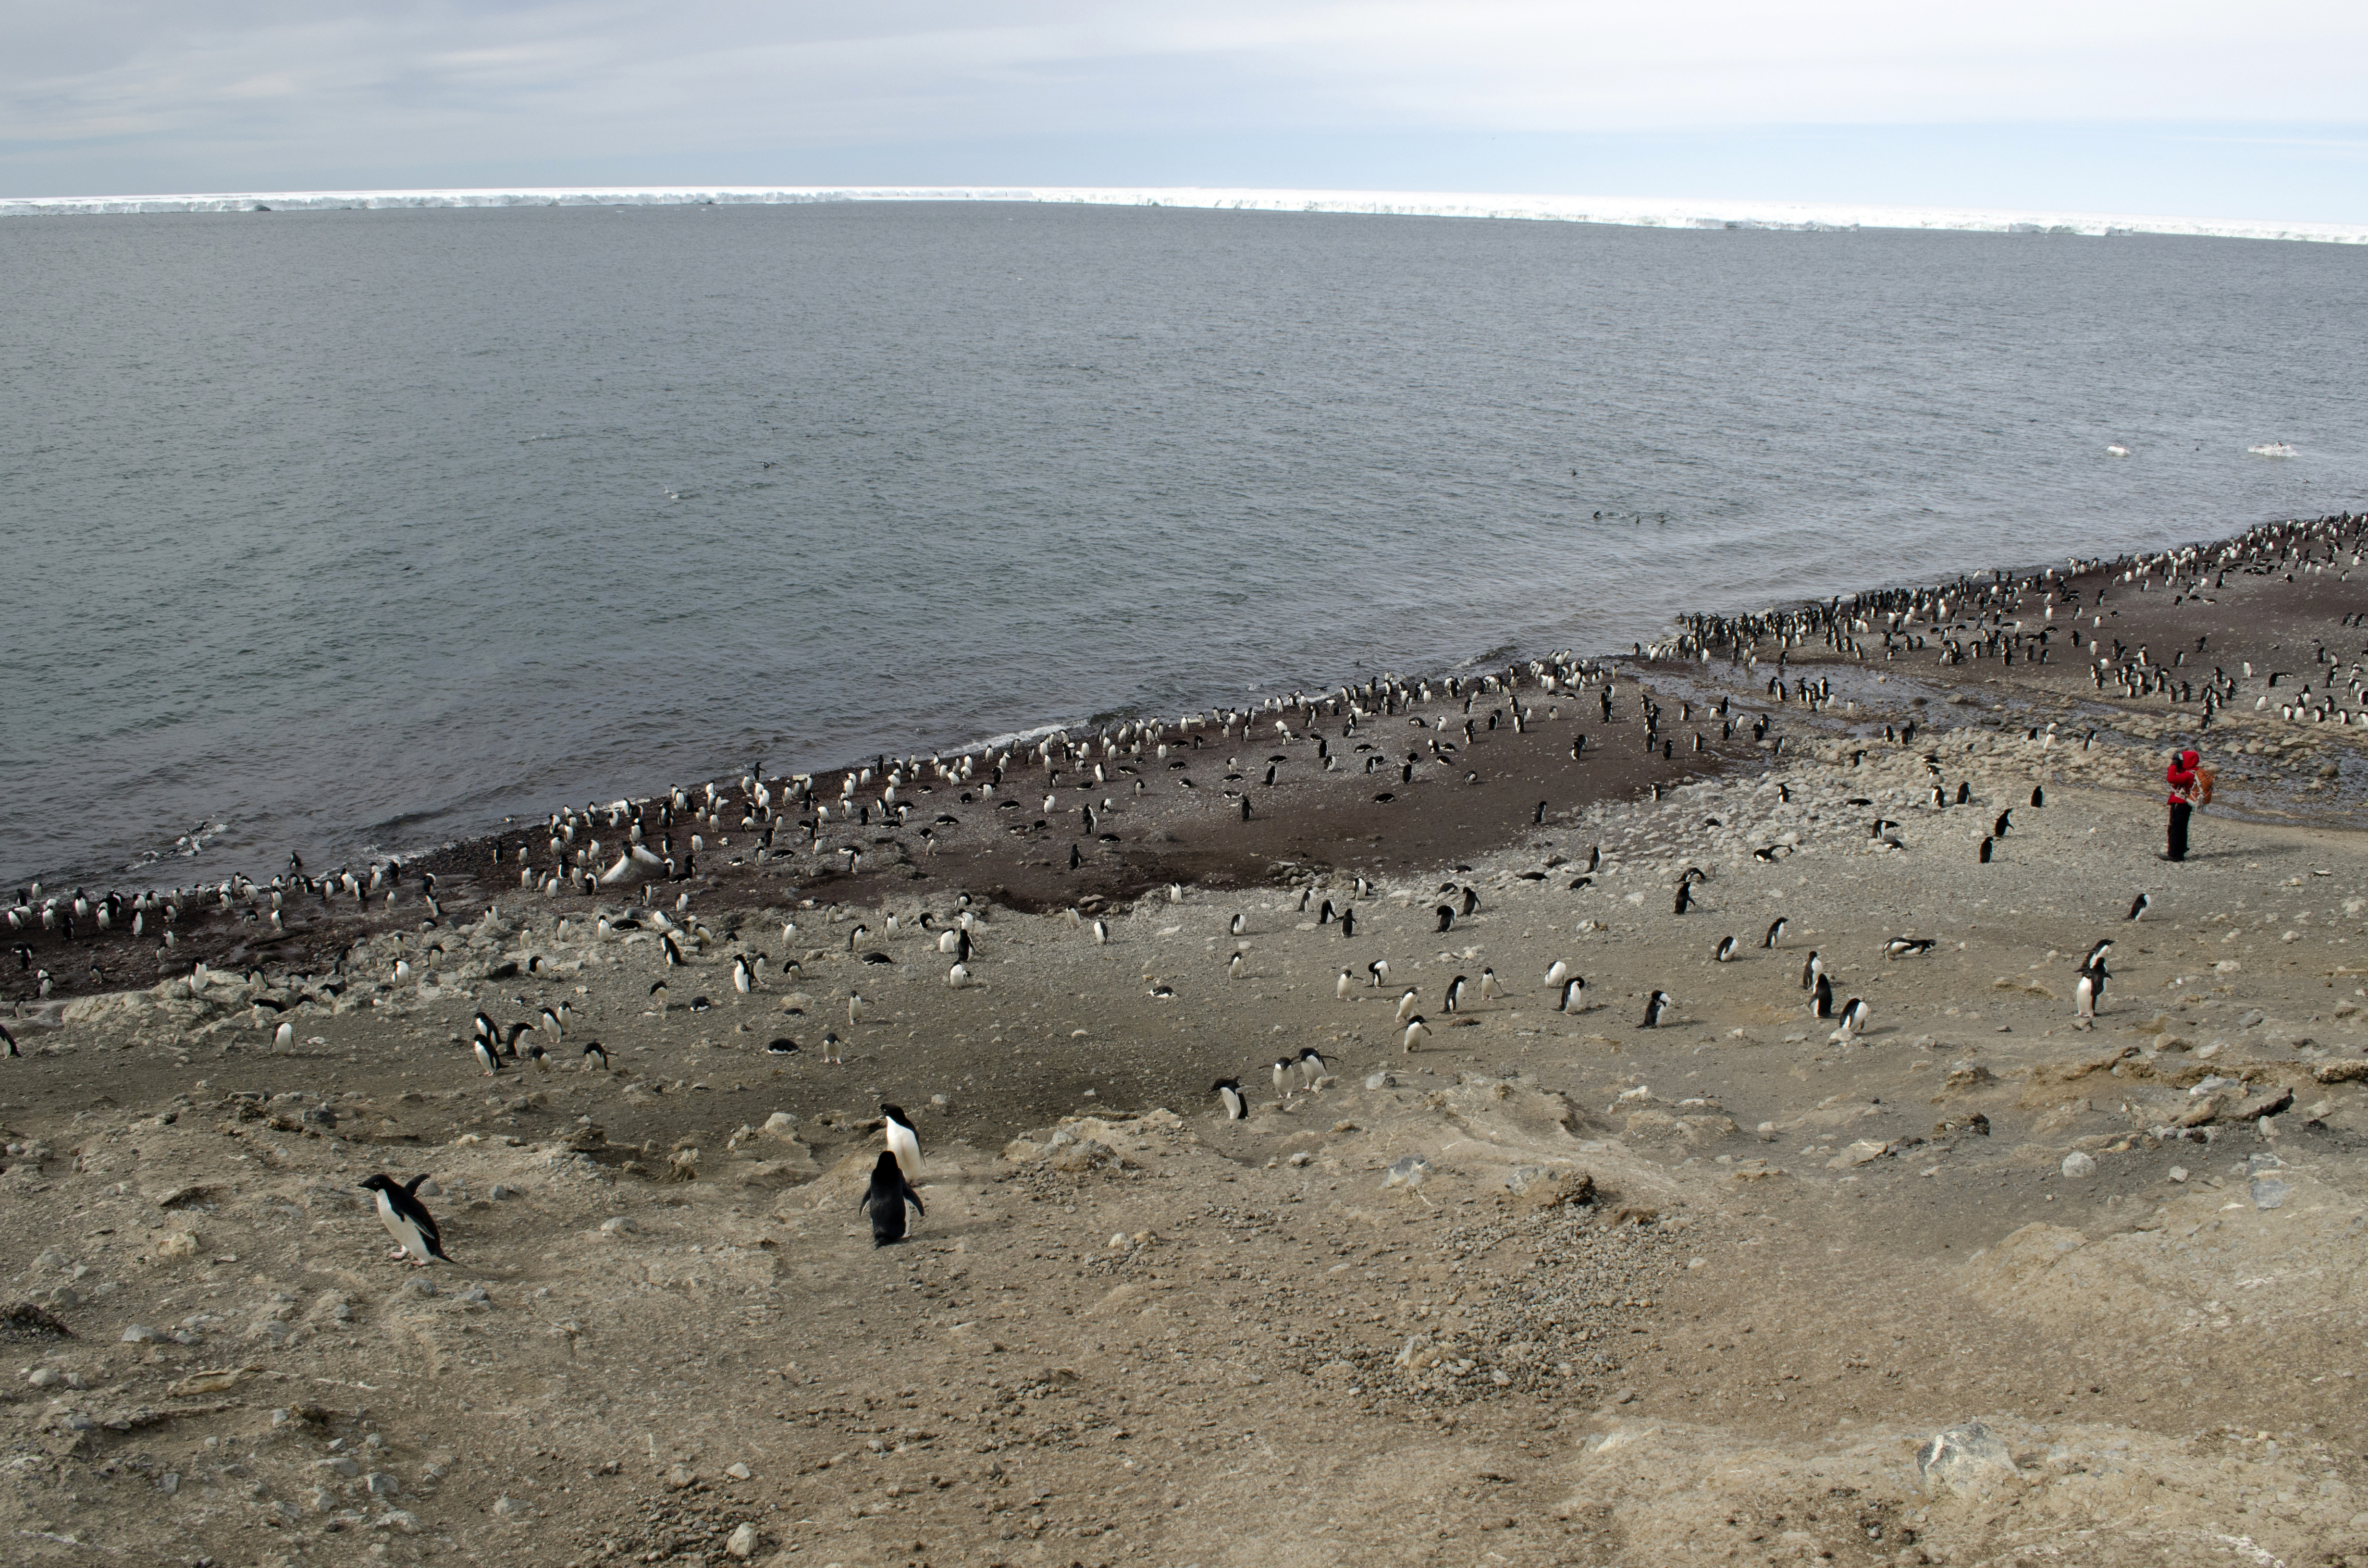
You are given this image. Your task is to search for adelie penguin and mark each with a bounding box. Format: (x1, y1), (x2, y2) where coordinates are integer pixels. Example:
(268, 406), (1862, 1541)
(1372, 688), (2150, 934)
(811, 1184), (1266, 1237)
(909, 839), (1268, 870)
(1885, 937), (1936, 958)
(1978, 837), (1994, 864)
(1442, 974), (1468, 1014)
(1558, 975), (1586, 1013)
(2126, 893), (2150, 922)
(359, 1174), (450, 1267)
(879, 1103), (922, 1182)
(1394, 987), (1421, 1024)
(1714, 935), (1739, 963)
(861, 1151), (925, 1248)
(1401, 1016), (1431, 1053)
(1672, 882), (1693, 916)
(1796, 950), (1820, 992)
(1830, 997), (1871, 1041)
(2083, 937), (2115, 970)
(1295, 1047), (1328, 1088)
(1640, 991), (1672, 1029)
(2074, 963), (2106, 1018)
(1812, 972), (1835, 1018)
(1479, 968), (1502, 1002)
(1992, 810), (2013, 839)
(580, 1041), (608, 1070)
(1212, 1078), (1248, 1120)
(1762, 917), (1787, 950)
(1435, 905), (1455, 933)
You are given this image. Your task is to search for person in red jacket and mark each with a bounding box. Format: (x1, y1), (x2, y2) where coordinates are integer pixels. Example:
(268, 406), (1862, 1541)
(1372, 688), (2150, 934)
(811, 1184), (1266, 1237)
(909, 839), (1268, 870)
(2164, 748), (2201, 861)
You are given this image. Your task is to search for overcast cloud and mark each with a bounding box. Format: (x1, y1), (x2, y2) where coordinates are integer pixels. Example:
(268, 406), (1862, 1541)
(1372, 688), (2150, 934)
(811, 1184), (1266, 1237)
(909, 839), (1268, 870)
(4, 1), (2364, 216)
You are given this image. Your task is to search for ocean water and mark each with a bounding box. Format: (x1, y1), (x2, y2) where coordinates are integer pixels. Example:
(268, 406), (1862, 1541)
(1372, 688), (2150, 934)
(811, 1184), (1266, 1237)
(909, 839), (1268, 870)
(3, 200), (2362, 889)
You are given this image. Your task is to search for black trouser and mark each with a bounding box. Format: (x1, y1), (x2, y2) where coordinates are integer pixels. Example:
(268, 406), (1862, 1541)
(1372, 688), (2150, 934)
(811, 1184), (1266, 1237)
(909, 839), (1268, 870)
(2168, 801), (2192, 861)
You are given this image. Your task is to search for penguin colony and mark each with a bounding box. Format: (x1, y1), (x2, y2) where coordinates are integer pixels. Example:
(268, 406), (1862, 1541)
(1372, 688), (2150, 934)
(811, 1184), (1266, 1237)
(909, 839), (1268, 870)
(11, 510), (2361, 1280)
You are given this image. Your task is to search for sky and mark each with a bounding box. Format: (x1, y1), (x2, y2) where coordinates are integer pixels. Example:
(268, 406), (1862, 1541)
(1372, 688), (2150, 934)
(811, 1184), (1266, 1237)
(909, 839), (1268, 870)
(3, 1), (2365, 220)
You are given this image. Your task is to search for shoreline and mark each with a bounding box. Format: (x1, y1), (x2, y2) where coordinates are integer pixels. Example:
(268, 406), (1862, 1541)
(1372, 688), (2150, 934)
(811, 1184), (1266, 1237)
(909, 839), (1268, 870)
(11, 508), (2366, 1014)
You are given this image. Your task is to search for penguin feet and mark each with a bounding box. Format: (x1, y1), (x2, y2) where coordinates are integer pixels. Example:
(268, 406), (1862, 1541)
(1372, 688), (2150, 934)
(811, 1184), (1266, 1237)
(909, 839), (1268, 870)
(386, 1247), (411, 1261)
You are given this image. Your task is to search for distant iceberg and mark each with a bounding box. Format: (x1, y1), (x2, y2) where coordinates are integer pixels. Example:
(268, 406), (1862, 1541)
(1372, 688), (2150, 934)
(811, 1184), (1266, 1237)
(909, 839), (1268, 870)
(2, 184), (2361, 245)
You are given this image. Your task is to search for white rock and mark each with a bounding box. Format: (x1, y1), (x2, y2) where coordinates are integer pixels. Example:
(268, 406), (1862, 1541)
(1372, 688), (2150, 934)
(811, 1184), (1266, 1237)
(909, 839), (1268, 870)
(725, 1461), (752, 1480)
(1915, 1421), (2020, 1497)
(726, 1522), (760, 1558)
(2061, 1152), (2098, 1178)
(493, 1495), (525, 1518)
(600, 1215), (636, 1235)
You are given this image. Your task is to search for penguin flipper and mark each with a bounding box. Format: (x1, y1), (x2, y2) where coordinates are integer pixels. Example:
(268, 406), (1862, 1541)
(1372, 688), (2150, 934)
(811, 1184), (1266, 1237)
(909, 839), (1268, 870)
(903, 1180), (925, 1217)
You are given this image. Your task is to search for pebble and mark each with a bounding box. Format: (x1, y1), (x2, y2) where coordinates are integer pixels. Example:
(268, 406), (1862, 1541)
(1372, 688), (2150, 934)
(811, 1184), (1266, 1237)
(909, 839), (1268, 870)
(488, 1184), (517, 1200)
(725, 1461), (752, 1480)
(1365, 1072), (1395, 1090)
(666, 1464), (697, 1489)
(121, 1324), (160, 1343)
(2169, 1166), (2189, 1183)
(2061, 1152), (2097, 1179)
(1382, 1155), (1431, 1188)
(600, 1215), (636, 1235)
(493, 1494), (525, 1519)
(727, 1523), (760, 1558)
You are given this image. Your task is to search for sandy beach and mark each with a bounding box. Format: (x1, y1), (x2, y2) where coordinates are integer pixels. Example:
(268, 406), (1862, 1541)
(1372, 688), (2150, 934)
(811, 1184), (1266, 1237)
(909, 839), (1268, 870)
(7, 512), (2368, 1567)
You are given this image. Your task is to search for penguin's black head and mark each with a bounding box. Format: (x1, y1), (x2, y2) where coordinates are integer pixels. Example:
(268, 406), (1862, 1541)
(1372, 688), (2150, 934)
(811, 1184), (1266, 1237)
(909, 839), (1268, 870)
(873, 1150), (902, 1176)
(358, 1173), (398, 1196)
(880, 1102), (911, 1127)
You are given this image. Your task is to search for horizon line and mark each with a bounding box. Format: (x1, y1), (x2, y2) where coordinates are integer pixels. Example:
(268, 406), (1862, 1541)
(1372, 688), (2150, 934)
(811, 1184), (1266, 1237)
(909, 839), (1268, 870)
(3, 184), (2362, 245)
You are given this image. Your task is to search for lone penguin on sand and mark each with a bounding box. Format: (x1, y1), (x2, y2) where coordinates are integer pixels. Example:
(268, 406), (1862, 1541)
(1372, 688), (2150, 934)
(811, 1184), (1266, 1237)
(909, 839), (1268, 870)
(359, 1174), (449, 1267)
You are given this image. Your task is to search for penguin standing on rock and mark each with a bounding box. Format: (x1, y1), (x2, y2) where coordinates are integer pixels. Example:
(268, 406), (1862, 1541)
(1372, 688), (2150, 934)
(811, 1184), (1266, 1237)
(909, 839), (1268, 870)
(359, 1174), (449, 1266)
(861, 1151), (925, 1247)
